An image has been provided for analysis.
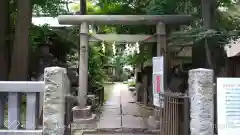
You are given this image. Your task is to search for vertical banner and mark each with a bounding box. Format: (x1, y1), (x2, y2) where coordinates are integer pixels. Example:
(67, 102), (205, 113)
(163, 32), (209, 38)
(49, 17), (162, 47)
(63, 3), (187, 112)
(153, 74), (163, 93)
(152, 57), (164, 107)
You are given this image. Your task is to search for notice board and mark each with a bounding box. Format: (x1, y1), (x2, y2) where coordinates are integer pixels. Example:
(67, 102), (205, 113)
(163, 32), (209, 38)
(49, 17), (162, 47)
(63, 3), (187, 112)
(217, 78), (240, 135)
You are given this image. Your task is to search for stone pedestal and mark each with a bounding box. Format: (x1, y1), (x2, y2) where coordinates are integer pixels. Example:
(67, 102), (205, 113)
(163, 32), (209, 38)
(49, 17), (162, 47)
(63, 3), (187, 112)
(188, 68), (214, 135)
(72, 106), (96, 124)
(43, 67), (69, 135)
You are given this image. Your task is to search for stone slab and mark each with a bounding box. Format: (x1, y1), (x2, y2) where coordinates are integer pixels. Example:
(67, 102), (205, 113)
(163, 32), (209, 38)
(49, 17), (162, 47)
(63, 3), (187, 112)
(120, 91), (135, 104)
(104, 97), (121, 106)
(101, 108), (121, 117)
(122, 115), (147, 129)
(97, 116), (121, 130)
(122, 104), (140, 116)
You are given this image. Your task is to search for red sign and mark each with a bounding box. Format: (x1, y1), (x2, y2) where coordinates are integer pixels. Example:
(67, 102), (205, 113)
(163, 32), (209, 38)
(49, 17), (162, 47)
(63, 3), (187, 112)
(156, 75), (161, 93)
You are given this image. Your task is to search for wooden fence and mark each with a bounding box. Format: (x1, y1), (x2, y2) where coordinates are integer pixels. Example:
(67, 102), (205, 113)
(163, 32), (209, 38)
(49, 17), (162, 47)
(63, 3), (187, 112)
(159, 92), (190, 135)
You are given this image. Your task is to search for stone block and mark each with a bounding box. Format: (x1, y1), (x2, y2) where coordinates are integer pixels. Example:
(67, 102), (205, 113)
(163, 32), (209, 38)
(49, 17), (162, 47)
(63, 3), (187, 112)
(43, 67), (69, 135)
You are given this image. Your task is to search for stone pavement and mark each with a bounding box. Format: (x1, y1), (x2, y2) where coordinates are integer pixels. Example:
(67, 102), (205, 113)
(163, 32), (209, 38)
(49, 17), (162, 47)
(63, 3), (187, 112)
(73, 83), (157, 135)
(98, 83), (147, 131)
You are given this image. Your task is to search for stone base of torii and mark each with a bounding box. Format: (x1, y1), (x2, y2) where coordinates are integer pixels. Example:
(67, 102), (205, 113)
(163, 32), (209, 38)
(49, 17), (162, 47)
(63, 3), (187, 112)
(57, 15), (192, 127)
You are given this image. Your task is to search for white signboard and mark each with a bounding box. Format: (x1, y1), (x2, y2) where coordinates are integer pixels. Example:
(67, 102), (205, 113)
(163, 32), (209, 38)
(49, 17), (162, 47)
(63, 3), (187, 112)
(153, 57), (163, 73)
(217, 78), (240, 135)
(152, 57), (164, 107)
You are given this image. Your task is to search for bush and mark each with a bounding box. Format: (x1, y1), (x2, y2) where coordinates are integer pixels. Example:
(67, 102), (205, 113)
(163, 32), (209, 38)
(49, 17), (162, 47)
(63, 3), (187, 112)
(128, 81), (135, 87)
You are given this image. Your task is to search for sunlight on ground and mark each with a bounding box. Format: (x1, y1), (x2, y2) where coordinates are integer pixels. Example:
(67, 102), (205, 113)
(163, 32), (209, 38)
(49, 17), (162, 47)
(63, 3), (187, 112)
(103, 83), (114, 101)
(103, 82), (128, 101)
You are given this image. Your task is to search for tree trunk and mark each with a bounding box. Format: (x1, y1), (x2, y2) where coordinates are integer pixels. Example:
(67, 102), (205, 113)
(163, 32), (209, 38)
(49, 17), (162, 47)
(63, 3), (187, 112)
(201, 1), (220, 135)
(9, 0), (32, 80)
(201, 0), (216, 69)
(80, 0), (87, 14)
(0, 0), (9, 80)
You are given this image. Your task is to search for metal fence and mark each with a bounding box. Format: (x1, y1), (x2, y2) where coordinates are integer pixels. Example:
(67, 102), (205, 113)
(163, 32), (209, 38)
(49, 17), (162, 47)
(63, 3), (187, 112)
(159, 92), (190, 135)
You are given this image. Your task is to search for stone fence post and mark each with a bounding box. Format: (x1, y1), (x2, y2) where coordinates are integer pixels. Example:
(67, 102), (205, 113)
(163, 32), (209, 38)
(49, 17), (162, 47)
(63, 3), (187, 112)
(43, 67), (70, 135)
(188, 68), (214, 135)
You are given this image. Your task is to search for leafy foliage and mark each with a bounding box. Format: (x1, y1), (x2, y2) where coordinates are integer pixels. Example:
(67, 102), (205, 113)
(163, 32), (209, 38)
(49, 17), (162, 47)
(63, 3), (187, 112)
(33, 0), (68, 16)
(22, 0), (240, 82)
(95, 0), (240, 67)
(88, 42), (108, 86)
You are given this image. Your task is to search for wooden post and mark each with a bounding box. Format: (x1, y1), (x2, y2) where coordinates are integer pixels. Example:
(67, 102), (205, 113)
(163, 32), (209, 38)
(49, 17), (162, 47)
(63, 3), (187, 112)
(78, 22), (89, 108)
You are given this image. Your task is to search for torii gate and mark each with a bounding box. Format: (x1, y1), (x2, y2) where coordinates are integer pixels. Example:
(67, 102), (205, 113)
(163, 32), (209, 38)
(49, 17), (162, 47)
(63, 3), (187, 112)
(57, 15), (191, 109)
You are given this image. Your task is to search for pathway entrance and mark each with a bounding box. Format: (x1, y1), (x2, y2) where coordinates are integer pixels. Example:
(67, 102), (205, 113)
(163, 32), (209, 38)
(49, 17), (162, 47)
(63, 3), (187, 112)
(79, 82), (157, 135)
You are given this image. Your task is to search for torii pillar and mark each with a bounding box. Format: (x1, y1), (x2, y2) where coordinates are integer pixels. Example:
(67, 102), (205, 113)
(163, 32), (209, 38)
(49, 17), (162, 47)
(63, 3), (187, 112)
(152, 22), (168, 129)
(78, 22), (89, 108)
(156, 22), (167, 87)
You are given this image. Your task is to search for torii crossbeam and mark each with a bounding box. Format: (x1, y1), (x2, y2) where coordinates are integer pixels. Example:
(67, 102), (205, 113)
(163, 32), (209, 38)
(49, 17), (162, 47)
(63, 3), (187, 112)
(58, 15), (191, 25)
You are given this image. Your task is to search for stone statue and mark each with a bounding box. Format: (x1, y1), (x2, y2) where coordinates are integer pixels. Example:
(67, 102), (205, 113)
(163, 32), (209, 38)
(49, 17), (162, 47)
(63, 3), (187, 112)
(31, 43), (79, 87)
(36, 44), (57, 77)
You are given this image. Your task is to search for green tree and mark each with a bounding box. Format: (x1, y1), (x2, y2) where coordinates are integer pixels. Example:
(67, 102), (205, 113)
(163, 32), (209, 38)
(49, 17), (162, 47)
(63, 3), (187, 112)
(97, 0), (240, 73)
(0, 0), (67, 80)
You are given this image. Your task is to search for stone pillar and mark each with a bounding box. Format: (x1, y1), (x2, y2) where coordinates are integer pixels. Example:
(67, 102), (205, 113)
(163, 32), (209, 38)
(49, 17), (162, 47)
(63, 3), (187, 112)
(78, 22), (89, 108)
(188, 68), (214, 135)
(43, 67), (70, 135)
